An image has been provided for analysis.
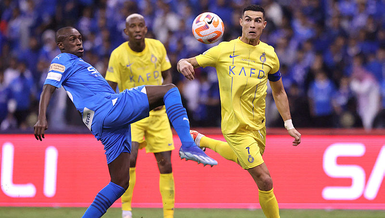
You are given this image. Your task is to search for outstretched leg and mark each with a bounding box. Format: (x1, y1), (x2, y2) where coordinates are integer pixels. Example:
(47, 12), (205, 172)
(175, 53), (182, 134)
(145, 84), (217, 166)
(191, 130), (238, 163)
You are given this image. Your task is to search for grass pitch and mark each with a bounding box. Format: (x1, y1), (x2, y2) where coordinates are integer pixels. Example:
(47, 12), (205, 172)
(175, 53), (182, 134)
(0, 207), (384, 218)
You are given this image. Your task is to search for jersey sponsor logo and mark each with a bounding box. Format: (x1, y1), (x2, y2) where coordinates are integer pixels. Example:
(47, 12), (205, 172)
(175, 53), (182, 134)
(228, 66), (265, 78)
(49, 63), (65, 72)
(87, 66), (100, 77)
(82, 107), (95, 131)
(46, 72), (62, 81)
(229, 54), (239, 59)
(129, 71), (160, 83)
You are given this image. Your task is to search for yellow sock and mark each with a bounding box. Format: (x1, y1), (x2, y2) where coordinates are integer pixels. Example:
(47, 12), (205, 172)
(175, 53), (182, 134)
(201, 136), (238, 163)
(258, 188), (280, 218)
(160, 173), (175, 218)
(121, 167), (136, 211)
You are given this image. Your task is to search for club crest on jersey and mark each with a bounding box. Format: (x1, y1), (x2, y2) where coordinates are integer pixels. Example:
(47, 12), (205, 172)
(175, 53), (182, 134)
(107, 66), (114, 73)
(260, 52), (266, 63)
(151, 54), (157, 67)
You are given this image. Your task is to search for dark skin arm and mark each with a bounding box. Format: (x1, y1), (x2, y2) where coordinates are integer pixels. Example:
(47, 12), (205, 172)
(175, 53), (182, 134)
(34, 84), (57, 141)
(154, 69), (172, 110)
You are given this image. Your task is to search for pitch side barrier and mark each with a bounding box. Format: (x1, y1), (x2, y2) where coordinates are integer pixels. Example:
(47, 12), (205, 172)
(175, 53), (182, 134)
(0, 128), (384, 209)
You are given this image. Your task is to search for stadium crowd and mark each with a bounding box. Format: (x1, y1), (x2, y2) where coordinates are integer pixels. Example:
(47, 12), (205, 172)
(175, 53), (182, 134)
(0, 0), (384, 131)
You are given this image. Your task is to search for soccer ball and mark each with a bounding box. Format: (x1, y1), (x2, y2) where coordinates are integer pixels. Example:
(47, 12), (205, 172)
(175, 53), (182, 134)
(192, 12), (224, 44)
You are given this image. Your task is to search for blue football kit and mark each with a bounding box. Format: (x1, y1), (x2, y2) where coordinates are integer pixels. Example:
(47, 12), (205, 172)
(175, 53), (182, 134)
(45, 53), (149, 163)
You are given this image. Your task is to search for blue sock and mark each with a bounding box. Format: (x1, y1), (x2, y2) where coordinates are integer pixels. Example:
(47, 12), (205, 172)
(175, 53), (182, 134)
(82, 182), (125, 218)
(164, 87), (194, 148)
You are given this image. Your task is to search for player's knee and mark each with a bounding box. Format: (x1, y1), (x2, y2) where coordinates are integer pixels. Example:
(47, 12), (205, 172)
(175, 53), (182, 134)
(164, 83), (176, 90)
(158, 160), (172, 174)
(113, 176), (130, 190)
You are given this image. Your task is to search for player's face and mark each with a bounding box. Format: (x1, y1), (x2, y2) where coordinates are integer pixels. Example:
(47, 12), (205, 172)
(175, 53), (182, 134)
(240, 10), (266, 41)
(58, 29), (84, 57)
(124, 17), (147, 41)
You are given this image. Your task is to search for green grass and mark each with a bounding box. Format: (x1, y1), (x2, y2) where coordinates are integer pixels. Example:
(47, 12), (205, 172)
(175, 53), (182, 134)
(0, 207), (384, 218)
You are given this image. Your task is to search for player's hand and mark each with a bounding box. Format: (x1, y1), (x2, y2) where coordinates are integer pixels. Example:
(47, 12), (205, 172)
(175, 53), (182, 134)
(34, 118), (48, 141)
(153, 105), (163, 111)
(177, 59), (195, 80)
(288, 128), (301, 146)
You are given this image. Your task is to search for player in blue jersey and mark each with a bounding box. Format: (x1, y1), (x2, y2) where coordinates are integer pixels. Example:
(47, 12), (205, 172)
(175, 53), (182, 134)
(33, 26), (217, 218)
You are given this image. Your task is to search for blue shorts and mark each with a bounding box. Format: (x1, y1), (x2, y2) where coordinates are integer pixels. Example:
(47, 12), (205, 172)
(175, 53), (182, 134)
(100, 86), (150, 164)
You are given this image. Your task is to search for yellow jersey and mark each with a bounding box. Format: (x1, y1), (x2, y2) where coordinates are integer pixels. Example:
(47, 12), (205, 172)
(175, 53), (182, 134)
(196, 38), (281, 134)
(105, 38), (171, 115)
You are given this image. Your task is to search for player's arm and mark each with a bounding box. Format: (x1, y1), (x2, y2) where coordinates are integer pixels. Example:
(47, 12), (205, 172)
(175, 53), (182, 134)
(34, 84), (56, 141)
(107, 81), (118, 93)
(152, 69), (173, 111)
(105, 50), (119, 93)
(161, 69), (172, 85)
(177, 57), (200, 81)
(269, 79), (301, 146)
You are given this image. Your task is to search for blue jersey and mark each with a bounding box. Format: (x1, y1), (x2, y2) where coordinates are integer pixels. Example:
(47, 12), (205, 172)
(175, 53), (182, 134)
(45, 53), (118, 138)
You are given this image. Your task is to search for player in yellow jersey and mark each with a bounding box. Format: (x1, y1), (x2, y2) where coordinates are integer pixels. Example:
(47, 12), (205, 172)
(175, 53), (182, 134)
(177, 5), (301, 218)
(105, 14), (175, 218)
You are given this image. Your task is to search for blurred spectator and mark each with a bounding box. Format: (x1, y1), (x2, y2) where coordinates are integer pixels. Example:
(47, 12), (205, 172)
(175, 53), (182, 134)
(373, 78), (385, 128)
(39, 29), (60, 63)
(263, 0), (284, 27)
(287, 83), (311, 128)
(20, 36), (41, 84)
(0, 0), (384, 130)
(366, 47), (385, 82)
(3, 57), (20, 86)
(193, 71), (220, 127)
(0, 70), (11, 125)
(152, 2), (180, 44)
(308, 70), (337, 128)
(8, 61), (35, 129)
(350, 54), (380, 130)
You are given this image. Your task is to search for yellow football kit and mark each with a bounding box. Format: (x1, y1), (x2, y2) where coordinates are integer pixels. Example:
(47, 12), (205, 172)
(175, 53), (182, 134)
(106, 38), (175, 218)
(105, 38), (174, 152)
(196, 38), (281, 169)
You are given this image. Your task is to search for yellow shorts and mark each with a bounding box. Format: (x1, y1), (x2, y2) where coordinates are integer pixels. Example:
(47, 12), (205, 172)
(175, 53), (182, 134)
(223, 127), (266, 169)
(131, 111), (174, 153)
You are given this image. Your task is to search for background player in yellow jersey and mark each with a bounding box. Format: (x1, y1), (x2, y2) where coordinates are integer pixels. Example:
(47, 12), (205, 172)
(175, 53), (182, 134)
(177, 5), (301, 218)
(105, 14), (175, 218)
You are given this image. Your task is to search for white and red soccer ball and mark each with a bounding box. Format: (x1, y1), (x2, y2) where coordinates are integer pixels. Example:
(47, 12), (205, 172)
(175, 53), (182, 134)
(192, 12), (224, 44)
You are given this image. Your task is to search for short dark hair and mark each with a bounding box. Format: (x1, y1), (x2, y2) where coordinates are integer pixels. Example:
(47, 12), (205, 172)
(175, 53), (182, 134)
(242, 5), (265, 18)
(56, 26), (76, 43)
